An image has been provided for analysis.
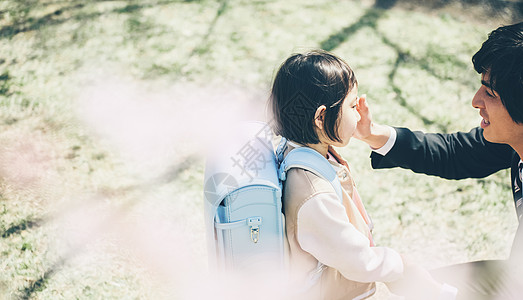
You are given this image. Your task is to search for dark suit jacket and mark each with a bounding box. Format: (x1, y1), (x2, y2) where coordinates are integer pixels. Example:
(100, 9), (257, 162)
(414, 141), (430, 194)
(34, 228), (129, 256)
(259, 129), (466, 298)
(370, 127), (523, 258)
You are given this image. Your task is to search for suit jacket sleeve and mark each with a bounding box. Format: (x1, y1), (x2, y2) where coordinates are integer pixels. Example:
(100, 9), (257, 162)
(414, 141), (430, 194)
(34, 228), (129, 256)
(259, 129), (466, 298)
(370, 127), (514, 179)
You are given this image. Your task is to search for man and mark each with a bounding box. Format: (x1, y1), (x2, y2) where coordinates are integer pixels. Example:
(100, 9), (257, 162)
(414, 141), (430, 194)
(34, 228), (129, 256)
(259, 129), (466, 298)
(354, 22), (523, 299)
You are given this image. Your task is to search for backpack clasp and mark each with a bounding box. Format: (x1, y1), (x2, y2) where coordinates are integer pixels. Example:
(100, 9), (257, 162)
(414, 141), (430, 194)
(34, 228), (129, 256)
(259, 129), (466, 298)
(248, 217), (262, 243)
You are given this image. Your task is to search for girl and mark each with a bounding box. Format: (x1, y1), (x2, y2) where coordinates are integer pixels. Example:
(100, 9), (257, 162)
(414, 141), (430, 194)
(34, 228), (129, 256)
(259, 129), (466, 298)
(269, 50), (455, 300)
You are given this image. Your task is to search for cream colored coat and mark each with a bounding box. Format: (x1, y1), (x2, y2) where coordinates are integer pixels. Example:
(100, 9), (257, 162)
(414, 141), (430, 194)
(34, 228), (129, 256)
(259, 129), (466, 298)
(283, 144), (403, 300)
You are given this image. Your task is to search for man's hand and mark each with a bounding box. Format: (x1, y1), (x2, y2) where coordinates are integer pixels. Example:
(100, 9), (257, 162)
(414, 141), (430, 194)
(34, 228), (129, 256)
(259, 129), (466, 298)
(352, 94), (391, 149)
(353, 94), (372, 141)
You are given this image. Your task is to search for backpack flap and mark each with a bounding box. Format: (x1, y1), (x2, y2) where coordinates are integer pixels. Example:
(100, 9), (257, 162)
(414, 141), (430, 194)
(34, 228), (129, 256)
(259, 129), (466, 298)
(203, 122), (283, 273)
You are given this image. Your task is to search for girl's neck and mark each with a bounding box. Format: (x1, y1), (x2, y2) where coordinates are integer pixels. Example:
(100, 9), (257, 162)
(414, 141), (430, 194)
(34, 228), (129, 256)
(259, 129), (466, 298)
(305, 142), (329, 158)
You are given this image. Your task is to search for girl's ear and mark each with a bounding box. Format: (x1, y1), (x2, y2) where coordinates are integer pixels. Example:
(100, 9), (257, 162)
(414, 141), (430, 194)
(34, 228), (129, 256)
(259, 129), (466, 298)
(314, 105), (327, 130)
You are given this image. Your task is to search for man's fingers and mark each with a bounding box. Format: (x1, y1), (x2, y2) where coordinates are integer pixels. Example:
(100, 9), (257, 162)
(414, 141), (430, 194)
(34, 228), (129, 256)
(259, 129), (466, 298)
(357, 94), (368, 113)
(357, 94), (371, 120)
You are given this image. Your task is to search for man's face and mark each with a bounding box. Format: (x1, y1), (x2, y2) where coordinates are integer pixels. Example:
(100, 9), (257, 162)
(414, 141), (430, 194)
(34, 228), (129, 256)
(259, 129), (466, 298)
(472, 72), (523, 145)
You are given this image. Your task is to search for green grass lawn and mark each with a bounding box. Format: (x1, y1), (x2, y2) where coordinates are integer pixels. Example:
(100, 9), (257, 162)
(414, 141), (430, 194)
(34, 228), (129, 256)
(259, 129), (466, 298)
(0, 0), (519, 299)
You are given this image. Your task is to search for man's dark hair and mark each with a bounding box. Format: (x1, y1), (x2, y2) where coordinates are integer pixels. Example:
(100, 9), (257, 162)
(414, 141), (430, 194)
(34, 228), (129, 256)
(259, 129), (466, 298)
(269, 50), (357, 144)
(473, 22), (523, 123)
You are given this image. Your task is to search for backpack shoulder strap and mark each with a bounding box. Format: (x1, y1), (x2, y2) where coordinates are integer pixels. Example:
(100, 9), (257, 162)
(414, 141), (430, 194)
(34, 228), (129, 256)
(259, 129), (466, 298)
(278, 145), (343, 202)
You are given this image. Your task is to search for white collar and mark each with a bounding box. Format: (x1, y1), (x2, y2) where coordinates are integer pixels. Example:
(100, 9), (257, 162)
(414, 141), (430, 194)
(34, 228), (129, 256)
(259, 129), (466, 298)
(519, 160), (523, 181)
(287, 140), (304, 148)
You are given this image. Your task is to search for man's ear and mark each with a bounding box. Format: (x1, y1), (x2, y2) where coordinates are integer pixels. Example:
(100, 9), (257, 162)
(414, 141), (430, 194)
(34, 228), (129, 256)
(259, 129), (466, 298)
(314, 105), (327, 130)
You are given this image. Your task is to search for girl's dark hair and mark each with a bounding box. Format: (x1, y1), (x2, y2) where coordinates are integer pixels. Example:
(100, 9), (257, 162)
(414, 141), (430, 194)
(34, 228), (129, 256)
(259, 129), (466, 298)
(472, 22), (523, 123)
(269, 50), (357, 144)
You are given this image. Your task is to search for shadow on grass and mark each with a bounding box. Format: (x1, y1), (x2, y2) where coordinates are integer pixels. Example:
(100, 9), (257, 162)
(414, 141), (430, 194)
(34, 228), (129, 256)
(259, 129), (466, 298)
(319, 4), (478, 132)
(13, 157), (198, 299)
(18, 257), (67, 300)
(1, 217), (43, 238)
(154, 155), (200, 184)
(374, 0), (398, 9)
(141, 0), (229, 78)
(0, 0), (197, 40)
(0, 3), (85, 39)
(371, 0), (522, 21)
(387, 50), (450, 132)
(189, 0), (228, 57)
(0, 71), (12, 96)
(379, 34), (473, 133)
(320, 8), (385, 52)
(1, 0), (229, 80)
(320, 0), (519, 131)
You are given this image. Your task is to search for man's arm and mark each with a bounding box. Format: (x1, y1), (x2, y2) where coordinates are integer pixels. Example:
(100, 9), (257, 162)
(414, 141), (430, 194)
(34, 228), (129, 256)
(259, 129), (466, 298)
(371, 127), (513, 180)
(354, 96), (513, 179)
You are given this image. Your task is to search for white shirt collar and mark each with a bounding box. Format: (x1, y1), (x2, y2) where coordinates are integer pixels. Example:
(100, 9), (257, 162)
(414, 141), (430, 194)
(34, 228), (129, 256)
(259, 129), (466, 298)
(519, 160), (523, 182)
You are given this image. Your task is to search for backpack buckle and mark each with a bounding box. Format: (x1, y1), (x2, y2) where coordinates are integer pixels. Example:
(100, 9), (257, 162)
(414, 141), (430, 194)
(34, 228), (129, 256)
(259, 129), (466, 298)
(276, 137), (288, 164)
(278, 162), (287, 181)
(247, 217), (262, 243)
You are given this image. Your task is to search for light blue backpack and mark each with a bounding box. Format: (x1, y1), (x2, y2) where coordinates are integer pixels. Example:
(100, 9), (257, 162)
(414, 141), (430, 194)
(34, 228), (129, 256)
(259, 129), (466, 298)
(203, 122), (343, 275)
